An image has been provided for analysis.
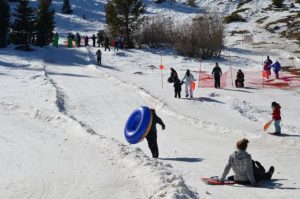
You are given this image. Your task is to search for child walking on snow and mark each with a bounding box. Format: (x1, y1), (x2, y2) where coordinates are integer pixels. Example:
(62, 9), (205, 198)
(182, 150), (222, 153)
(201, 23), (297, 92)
(174, 78), (183, 98)
(272, 102), (281, 134)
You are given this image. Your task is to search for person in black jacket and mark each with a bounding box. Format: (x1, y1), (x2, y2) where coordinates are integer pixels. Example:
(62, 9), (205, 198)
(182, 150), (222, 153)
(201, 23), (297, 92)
(168, 68), (178, 83)
(104, 37), (110, 51)
(212, 63), (222, 89)
(146, 109), (165, 158)
(174, 78), (183, 98)
(235, 69), (244, 88)
(92, 34), (96, 47)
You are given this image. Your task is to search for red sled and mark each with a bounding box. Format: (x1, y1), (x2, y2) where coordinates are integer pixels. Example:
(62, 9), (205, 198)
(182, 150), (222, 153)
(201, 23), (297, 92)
(201, 176), (235, 185)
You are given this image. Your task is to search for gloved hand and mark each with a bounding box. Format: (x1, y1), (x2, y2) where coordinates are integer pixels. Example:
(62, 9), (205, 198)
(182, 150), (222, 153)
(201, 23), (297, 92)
(162, 125), (166, 130)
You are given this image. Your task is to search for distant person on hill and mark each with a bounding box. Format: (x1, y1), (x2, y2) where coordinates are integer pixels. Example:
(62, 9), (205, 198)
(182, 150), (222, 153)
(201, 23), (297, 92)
(75, 32), (81, 47)
(220, 138), (274, 186)
(96, 49), (102, 66)
(174, 78), (183, 98)
(271, 102), (281, 135)
(84, 35), (89, 46)
(235, 69), (245, 88)
(182, 69), (196, 98)
(212, 63), (222, 88)
(114, 39), (119, 51)
(146, 109), (165, 158)
(264, 56), (273, 79)
(92, 34), (96, 47)
(168, 67), (178, 83)
(67, 33), (73, 48)
(271, 61), (281, 79)
(52, 32), (59, 47)
(104, 37), (110, 51)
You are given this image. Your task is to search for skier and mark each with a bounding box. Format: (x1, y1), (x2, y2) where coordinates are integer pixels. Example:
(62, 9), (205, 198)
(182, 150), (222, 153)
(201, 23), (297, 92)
(264, 56), (273, 79)
(212, 63), (222, 89)
(146, 109), (165, 158)
(271, 61), (281, 79)
(182, 69), (196, 98)
(168, 67), (178, 83)
(104, 37), (110, 51)
(271, 102), (281, 134)
(96, 49), (102, 66)
(52, 32), (59, 47)
(235, 69), (245, 88)
(67, 33), (73, 48)
(84, 35), (89, 46)
(220, 138), (274, 186)
(174, 78), (183, 98)
(75, 32), (81, 47)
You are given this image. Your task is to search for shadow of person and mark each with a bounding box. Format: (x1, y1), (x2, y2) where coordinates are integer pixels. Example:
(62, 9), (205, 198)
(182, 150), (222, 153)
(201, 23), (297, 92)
(182, 97), (224, 104)
(159, 157), (204, 163)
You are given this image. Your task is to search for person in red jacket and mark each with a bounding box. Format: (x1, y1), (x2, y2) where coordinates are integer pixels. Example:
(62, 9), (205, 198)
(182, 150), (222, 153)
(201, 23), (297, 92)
(272, 102), (281, 134)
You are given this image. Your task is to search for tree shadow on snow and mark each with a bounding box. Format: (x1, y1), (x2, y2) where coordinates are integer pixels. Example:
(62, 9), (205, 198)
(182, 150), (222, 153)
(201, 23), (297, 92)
(159, 157), (204, 163)
(182, 97), (225, 104)
(97, 64), (120, 71)
(47, 71), (95, 78)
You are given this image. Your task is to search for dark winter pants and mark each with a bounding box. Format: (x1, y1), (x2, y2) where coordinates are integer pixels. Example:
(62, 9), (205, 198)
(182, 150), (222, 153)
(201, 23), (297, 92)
(146, 132), (159, 158)
(235, 79), (244, 88)
(97, 58), (101, 66)
(214, 77), (221, 88)
(228, 161), (272, 184)
(105, 45), (110, 51)
(175, 90), (181, 98)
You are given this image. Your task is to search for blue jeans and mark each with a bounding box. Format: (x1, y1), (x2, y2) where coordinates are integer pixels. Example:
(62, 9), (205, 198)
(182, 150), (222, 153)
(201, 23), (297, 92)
(274, 120), (281, 134)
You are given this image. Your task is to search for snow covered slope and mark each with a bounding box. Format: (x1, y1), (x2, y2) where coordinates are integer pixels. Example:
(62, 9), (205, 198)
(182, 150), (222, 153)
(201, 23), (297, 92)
(1, 0), (300, 198)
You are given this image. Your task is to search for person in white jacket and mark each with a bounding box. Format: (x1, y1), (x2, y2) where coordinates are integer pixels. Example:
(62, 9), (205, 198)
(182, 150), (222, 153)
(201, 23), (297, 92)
(182, 69), (196, 98)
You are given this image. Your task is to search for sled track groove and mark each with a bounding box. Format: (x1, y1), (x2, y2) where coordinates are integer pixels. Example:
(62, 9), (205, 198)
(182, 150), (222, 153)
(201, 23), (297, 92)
(43, 62), (200, 199)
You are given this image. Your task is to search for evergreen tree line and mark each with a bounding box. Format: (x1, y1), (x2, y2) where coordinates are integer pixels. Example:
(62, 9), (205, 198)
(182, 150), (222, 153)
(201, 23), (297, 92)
(0, 0), (55, 50)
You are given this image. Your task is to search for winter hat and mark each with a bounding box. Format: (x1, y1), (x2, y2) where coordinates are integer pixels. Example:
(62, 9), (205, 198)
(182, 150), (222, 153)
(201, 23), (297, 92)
(237, 138), (249, 151)
(271, 102), (277, 107)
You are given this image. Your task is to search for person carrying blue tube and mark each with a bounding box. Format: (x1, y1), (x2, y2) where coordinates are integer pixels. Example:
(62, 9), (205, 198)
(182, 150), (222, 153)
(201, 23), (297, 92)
(147, 109), (165, 158)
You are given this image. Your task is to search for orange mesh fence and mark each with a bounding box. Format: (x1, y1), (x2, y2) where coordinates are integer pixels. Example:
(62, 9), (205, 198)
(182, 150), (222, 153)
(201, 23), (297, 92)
(198, 69), (300, 89)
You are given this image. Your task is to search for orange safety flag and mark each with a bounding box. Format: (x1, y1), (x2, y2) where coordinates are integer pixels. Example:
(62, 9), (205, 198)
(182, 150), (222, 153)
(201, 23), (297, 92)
(262, 70), (267, 78)
(160, 65), (165, 70)
(192, 81), (196, 90)
(263, 120), (273, 131)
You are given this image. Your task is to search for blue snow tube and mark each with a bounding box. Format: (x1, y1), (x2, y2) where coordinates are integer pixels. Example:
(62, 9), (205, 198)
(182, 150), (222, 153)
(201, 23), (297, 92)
(124, 106), (153, 144)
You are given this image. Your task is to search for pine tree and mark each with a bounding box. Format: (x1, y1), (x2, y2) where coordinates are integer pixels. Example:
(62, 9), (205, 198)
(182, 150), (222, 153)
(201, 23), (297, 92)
(0, 0), (10, 48)
(105, 0), (145, 48)
(62, 0), (73, 14)
(36, 0), (55, 46)
(11, 0), (35, 51)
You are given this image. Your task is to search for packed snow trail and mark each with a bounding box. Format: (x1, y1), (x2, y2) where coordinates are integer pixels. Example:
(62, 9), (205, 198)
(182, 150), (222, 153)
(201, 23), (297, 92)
(44, 47), (300, 198)
(0, 49), (198, 199)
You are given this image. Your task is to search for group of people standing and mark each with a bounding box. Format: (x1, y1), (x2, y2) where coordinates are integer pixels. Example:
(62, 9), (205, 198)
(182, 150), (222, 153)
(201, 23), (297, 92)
(168, 68), (196, 98)
(65, 32), (97, 48)
(263, 56), (281, 79)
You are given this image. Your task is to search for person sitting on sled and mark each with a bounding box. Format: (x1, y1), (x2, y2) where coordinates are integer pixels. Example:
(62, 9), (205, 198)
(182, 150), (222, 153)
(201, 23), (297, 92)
(235, 69), (245, 88)
(271, 61), (281, 79)
(272, 102), (281, 134)
(220, 138), (274, 186)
